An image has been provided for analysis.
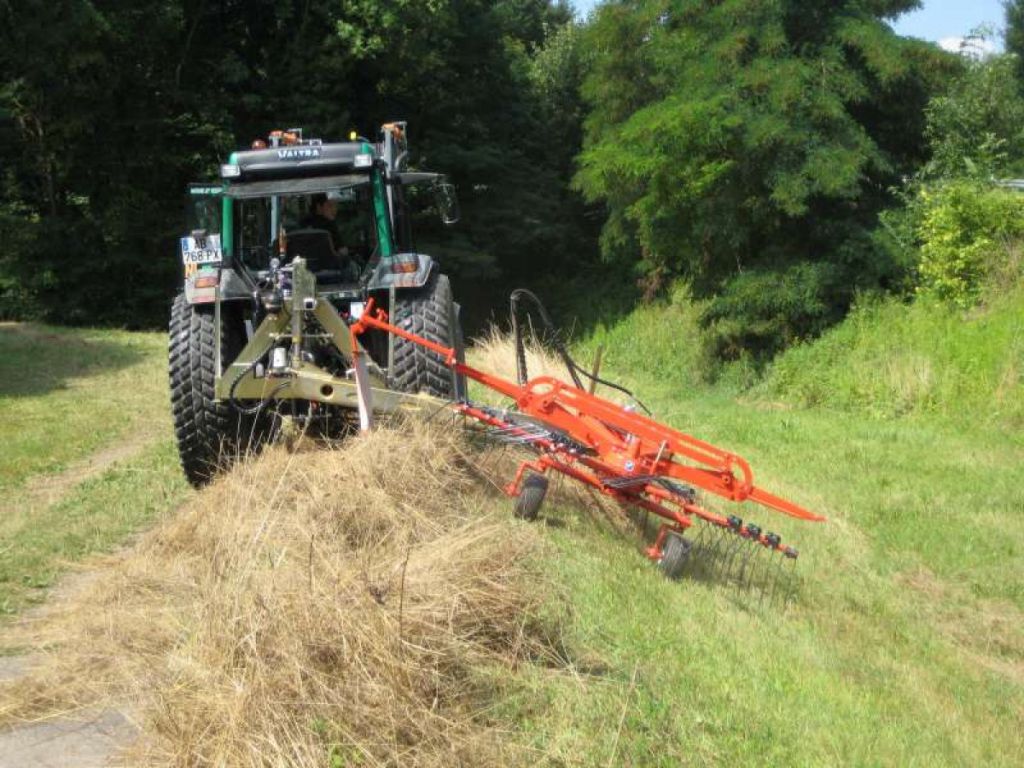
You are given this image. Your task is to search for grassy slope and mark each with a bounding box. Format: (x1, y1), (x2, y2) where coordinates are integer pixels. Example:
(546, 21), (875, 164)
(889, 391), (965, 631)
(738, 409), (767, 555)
(0, 323), (187, 615)
(505, 290), (1024, 766)
(754, 287), (1024, 429)
(1, 296), (1021, 765)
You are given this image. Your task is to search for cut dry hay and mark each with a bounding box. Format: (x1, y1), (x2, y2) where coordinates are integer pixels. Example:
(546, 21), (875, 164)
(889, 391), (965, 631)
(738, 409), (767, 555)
(0, 421), (563, 766)
(468, 326), (569, 385)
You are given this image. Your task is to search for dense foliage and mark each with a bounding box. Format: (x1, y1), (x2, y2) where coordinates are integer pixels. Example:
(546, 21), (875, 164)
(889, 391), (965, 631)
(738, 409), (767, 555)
(890, 48), (1024, 307)
(0, 0), (584, 327)
(1, 0), (1021, 363)
(575, 0), (955, 359)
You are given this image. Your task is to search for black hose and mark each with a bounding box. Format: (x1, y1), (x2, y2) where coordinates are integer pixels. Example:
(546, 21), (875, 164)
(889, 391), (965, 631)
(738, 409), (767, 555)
(229, 351), (290, 415)
(508, 288), (651, 415)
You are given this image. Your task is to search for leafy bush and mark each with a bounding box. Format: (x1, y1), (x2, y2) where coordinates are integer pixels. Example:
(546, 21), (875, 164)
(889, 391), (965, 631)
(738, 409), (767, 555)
(700, 262), (843, 363)
(916, 181), (1024, 307)
(923, 54), (1024, 180)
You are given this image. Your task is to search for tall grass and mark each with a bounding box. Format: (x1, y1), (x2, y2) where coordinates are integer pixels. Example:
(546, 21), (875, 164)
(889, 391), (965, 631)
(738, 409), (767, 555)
(575, 283), (711, 391)
(754, 287), (1024, 428)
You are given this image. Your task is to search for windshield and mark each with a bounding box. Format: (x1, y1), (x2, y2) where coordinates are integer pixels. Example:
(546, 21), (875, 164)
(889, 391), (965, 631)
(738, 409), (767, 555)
(234, 187), (378, 273)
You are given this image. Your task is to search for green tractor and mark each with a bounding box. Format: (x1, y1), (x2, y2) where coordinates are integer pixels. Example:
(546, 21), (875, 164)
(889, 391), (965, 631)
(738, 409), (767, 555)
(169, 123), (465, 487)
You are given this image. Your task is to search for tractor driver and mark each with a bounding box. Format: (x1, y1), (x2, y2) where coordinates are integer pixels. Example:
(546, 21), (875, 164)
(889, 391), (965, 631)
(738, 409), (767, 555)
(302, 193), (342, 251)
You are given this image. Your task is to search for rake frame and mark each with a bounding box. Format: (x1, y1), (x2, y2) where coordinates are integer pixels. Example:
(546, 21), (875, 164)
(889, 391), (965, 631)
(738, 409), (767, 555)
(350, 299), (825, 565)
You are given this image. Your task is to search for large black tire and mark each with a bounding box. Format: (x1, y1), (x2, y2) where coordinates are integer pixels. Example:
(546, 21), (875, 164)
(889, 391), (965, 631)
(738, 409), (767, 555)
(391, 271), (458, 398)
(168, 294), (271, 488)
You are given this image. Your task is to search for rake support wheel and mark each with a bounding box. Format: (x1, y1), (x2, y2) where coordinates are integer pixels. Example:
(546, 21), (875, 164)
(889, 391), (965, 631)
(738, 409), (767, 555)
(658, 531), (693, 580)
(514, 473), (549, 521)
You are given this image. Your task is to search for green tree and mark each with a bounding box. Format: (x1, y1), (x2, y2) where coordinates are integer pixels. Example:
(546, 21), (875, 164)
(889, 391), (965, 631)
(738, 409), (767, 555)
(574, 0), (953, 358)
(922, 52), (1024, 178)
(1006, 0), (1024, 86)
(0, 0), (582, 327)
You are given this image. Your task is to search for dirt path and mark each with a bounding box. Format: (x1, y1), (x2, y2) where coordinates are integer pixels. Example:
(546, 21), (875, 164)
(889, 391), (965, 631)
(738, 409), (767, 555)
(0, 708), (138, 768)
(2, 430), (160, 517)
(0, 557), (144, 766)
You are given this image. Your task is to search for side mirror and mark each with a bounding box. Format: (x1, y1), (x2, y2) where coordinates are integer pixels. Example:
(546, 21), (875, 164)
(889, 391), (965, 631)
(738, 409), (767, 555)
(434, 182), (460, 225)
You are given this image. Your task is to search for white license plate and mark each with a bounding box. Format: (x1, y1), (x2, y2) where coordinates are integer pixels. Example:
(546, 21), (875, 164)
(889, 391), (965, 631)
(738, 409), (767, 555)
(180, 234), (223, 265)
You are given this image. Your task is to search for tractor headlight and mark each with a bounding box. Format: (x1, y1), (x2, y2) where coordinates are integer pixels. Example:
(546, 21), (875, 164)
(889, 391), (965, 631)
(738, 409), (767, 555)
(220, 163), (241, 179)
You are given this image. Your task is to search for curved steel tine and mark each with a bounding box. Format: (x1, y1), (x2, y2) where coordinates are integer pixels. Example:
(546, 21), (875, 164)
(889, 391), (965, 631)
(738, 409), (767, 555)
(721, 533), (747, 583)
(755, 547), (776, 603)
(734, 539), (758, 588)
(768, 551), (788, 609)
(692, 520), (711, 556)
(781, 557), (799, 610)
(759, 549), (778, 609)
(705, 524), (730, 573)
(680, 529), (702, 579)
(741, 543), (762, 592)
(697, 526), (720, 579)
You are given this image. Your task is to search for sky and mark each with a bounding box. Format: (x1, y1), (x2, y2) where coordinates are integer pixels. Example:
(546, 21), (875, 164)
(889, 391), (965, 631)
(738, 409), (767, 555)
(572, 0), (1009, 53)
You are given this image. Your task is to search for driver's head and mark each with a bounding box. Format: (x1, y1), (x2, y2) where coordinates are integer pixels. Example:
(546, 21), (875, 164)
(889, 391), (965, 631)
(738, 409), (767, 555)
(310, 193), (337, 220)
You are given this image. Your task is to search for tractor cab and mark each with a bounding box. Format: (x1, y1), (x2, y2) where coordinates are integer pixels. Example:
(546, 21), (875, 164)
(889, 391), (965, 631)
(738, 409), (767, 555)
(170, 122), (465, 487)
(181, 124), (458, 305)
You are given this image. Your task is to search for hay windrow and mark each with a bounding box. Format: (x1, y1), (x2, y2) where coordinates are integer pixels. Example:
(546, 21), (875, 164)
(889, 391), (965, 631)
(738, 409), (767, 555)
(0, 421), (565, 767)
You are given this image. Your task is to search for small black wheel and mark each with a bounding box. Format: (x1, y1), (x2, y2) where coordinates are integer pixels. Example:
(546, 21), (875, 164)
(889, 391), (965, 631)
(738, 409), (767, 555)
(658, 531), (693, 580)
(513, 473), (549, 521)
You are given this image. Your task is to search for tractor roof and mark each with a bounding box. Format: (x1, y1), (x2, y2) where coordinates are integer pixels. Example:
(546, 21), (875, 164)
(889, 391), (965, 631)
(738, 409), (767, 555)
(223, 142), (373, 184)
(223, 170), (445, 200)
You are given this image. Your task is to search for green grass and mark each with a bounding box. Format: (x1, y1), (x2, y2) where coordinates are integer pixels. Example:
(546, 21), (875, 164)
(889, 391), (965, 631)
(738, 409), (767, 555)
(754, 288), (1024, 430)
(2, 293), (1021, 765)
(499, 289), (1024, 766)
(0, 323), (187, 615)
(0, 323), (172, 489)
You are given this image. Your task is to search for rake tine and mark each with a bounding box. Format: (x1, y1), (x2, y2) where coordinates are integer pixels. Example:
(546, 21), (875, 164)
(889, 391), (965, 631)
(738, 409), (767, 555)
(710, 526), (736, 576)
(753, 546), (775, 600)
(701, 525), (726, 576)
(679, 528), (703, 579)
(742, 543), (763, 593)
(759, 549), (778, 610)
(734, 539), (758, 588)
(781, 556), (799, 610)
(692, 520), (711, 555)
(769, 551), (789, 609)
(735, 524), (761, 588)
(716, 535), (737, 583)
(722, 532), (748, 583)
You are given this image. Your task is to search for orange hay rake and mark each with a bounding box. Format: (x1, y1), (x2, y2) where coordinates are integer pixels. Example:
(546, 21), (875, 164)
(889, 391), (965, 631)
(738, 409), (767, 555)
(350, 290), (825, 589)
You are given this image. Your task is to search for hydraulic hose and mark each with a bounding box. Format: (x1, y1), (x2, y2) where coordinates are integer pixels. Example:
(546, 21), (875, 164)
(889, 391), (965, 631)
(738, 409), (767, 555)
(508, 288), (651, 415)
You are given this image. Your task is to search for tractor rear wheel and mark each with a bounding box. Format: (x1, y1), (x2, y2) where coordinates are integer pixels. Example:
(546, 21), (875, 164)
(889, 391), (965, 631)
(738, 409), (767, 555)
(168, 294), (272, 487)
(391, 271), (459, 398)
